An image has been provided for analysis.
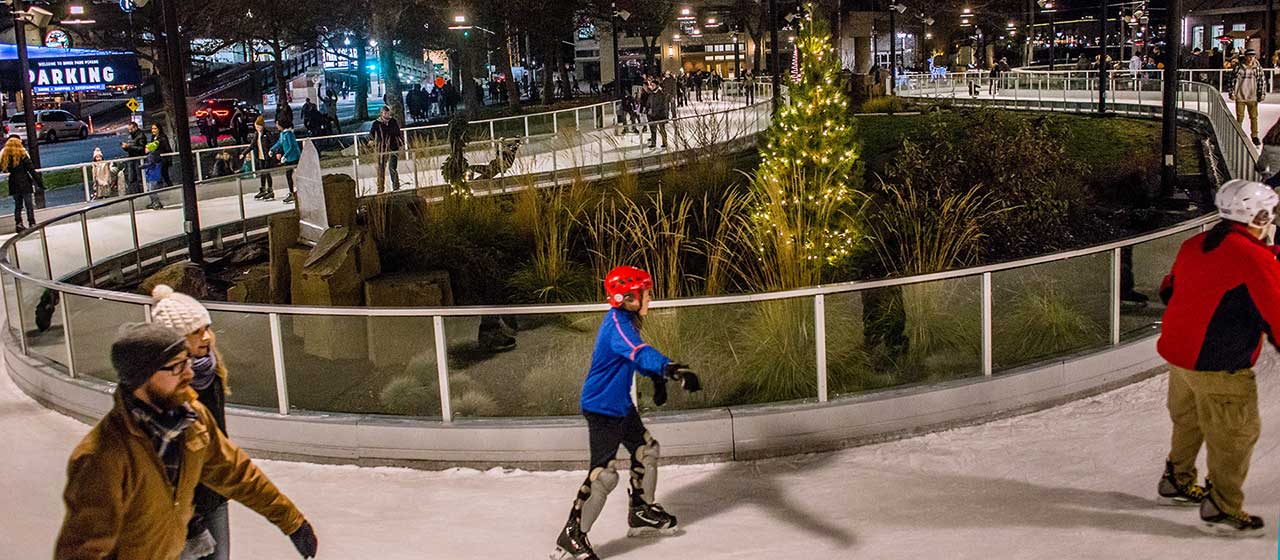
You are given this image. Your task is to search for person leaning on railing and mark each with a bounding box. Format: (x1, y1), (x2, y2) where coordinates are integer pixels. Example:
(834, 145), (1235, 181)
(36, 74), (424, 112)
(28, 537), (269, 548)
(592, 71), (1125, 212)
(1154, 179), (1280, 538)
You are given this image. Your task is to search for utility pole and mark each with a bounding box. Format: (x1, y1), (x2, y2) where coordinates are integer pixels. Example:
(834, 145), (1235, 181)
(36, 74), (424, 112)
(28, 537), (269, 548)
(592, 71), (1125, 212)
(1161, 0), (1182, 196)
(770, 0), (781, 113)
(1268, 0), (1275, 67)
(161, 0), (203, 263)
(889, 6), (897, 95)
(12, 0), (43, 207)
(1098, 0), (1108, 113)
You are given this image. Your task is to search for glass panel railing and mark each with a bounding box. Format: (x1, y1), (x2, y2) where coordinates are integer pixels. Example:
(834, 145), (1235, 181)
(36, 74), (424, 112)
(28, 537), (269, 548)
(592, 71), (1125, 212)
(16, 276), (68, 369)
(65, 294), (145, 382)
(85, 198), (140, 271)
(1120, 229), (1201, 342)
(44, 215), (88, 282)
(14, 228), (48, 280)
(827, 276), (983, 397)
(2, 267), (19, 338)
(209, 310), (278, 410)
(991, 251), (1112, 371)
(280, 314), (440, 417)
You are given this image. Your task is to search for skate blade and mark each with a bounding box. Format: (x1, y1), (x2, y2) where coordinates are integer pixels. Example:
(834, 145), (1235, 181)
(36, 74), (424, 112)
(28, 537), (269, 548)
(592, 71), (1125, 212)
(1156, 495), (1201, 507)
(626, 525), (680, 538)
(1196, 522), (1266, 539)
(549, 547), (591, 560)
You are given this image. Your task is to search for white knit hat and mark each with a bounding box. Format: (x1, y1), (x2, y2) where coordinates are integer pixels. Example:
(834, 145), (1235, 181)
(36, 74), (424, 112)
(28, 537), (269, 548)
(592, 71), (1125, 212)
(150, 284), (211, 335)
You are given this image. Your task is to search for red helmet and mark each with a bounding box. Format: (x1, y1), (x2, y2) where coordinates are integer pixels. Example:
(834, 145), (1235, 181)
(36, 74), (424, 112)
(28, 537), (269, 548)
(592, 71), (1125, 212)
(604, 265), (652, 308)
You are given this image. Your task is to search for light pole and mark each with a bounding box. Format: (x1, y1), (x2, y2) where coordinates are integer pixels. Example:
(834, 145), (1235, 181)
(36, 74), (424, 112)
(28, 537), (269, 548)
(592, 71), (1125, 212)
(769, 0), (780, 113)
(889, 3), (906, 95)
(152, 0), (203, 263)
(1161, 0), (1182, 195)
(8, 1), (50, 208)
(732, 30), (741, 79)
(1098, 0), (1108, 113)
(611, 4), (631, 100)
(1037, 0), (1056, 69)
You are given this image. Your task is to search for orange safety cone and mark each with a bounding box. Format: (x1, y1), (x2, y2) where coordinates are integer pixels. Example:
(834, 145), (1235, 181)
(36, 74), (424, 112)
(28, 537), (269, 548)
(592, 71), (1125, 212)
(88, 115), (94, 134)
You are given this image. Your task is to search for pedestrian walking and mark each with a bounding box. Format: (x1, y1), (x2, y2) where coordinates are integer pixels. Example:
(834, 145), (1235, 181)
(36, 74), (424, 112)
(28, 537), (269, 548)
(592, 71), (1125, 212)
(91, 147), (118, 200)
(149, 286), (234, 560)
(550, 265), (702, 560)
(151, 123), (174, 188)
(198, 114), (219, 149)
(230, 107), (249, 146)
(1154, 179), (1280, 538)
(1231, 49), (1266, 145)
(744, 70), (756, 105)
(710, 70), (722, 101)
(244, 116), (276, 201)
(53, 322), (319, 559)
(121, 121), (147, 195)
(1, 136), (38, 231)
(270, 121), (301, 204)
(369, 106), (402, 193)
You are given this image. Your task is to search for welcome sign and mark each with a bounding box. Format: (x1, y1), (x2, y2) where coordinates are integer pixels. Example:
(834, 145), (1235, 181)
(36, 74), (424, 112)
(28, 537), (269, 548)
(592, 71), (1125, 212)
(28, 56), (139, 93)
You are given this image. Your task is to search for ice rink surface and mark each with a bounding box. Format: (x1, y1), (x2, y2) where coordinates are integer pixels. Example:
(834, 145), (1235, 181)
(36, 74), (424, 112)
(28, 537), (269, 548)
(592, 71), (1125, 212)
(3, 351), (1278, 559)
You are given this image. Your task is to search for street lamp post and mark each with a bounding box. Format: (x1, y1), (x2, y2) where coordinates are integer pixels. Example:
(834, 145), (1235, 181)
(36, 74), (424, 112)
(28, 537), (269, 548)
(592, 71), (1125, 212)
(9, 0), (49, 208)
(732, 31), (741, 79)
(157, 0), (202, 263)
(889, 3), (906, 95)
(769, 0), (781, 113)
(1161, 0), (1182, 195)
(611, 4), (630, 100)
(1098, 0), (1108, 113)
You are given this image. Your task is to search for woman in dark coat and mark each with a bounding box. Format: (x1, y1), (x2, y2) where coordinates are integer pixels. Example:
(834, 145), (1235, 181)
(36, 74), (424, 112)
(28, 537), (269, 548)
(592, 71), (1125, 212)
(1, 136), (39, 231)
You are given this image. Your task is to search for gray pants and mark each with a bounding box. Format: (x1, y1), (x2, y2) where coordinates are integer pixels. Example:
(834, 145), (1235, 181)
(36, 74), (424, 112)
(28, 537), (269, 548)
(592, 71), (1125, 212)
(181, 502), (229, 560)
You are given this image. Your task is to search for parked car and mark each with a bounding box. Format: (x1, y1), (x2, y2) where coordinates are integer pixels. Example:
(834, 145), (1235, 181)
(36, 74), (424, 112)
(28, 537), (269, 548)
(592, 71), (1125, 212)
(194, 99), (260, 133)
(8, 110), (89, 143)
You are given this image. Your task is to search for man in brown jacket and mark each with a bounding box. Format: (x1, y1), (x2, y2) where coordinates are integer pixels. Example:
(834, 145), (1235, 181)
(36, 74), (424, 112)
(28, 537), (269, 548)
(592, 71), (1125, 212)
(54, 323), (319, 559)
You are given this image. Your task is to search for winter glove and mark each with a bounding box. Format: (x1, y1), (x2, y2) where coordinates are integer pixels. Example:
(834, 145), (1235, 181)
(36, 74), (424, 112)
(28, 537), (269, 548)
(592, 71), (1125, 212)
(289, 521), (318, 558)
(651, 375), (668, 406)
(663, 362), (702, 393)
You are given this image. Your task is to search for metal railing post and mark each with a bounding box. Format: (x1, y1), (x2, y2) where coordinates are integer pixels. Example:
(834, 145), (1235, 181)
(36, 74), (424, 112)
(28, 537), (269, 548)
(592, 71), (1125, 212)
(1111, 248), (1122, 345)
(129, 198), (142, 279)
(79, 213), (94, 286)
(814, 294), (827, 402)
(39, 227), (53, 280)
(236, 176), (248, 243)
(269, 313), (290, 415)
(60, 293), (76, 378)
(433, 316), (453, 421)
(489, 120), (496, 141)
(81, 166), (91, 202)
(981, 272), (993, 377)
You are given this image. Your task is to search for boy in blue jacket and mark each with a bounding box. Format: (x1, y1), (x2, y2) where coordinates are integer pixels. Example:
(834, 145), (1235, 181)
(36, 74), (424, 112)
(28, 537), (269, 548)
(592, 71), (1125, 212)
(553, 265), (701, 560)
(270, 121), (301, 204)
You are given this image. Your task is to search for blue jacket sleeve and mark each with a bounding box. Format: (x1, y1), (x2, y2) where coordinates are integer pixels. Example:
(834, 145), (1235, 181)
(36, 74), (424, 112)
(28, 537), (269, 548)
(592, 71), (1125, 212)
(606, 312), (670, 377)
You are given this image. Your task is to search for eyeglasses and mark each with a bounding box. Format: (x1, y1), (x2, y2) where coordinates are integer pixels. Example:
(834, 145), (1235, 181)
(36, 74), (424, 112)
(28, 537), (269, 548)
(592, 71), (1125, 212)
(158, 357), (192, 376)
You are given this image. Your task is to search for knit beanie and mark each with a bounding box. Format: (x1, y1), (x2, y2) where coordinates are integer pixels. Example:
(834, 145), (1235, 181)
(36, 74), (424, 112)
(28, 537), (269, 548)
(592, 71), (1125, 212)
(150, 284), (211, 335)
(92, 147), (103, 160)
(111, 322), (188, 388)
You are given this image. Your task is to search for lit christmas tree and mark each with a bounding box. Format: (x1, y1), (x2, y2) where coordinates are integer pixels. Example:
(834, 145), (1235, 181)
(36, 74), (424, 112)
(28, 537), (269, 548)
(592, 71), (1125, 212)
(750, 3), (863, 289)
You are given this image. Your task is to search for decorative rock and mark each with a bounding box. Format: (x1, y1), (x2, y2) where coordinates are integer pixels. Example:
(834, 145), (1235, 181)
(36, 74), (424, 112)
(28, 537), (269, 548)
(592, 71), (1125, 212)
(140, 262), (207, 299)
(227, 263), (271, 303)
(268, 211), (300, 304)
(364, 271), (454, 307)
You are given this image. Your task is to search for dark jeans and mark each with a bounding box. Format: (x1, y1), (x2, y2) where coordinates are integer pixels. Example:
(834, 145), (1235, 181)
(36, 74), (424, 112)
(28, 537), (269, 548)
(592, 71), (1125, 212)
(12, 192), (34, 226)
(124, 161), (142, 195)
(259, 171), (274, 193)
(648, 120), (668, 147)
(585, 408), (650, 471)
(377, 154), (400, 192)
(284, 167), (295, 194)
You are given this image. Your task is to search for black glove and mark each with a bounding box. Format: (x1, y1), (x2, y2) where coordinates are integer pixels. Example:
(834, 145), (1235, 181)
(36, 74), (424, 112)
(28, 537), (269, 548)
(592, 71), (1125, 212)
(651, 375), (668, 406)
(663, 362), (702, 393)
(289, 521), (318, 558)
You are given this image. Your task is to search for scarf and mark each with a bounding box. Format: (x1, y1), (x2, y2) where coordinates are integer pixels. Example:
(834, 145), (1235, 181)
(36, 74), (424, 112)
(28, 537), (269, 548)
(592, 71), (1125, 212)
(124, 392), (196, 486)
(190, 353), (218, 392)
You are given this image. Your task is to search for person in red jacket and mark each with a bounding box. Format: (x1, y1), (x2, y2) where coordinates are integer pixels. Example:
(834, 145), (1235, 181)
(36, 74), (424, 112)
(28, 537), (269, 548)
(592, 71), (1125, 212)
(1155, 179), (1280, 538)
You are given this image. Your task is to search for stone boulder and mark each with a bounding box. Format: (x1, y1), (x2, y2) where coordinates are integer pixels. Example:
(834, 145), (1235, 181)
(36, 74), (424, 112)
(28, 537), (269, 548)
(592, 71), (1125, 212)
(268, 211), (300, 304)
(364, 271), (454, 307)
(140, 263), (207, 298)
(227, 263), (271, 304)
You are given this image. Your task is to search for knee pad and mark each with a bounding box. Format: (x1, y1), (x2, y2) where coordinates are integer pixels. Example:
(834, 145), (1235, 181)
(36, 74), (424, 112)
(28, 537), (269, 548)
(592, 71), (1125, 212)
(579, 464), (618, 532)
(630, 434), (660, 503)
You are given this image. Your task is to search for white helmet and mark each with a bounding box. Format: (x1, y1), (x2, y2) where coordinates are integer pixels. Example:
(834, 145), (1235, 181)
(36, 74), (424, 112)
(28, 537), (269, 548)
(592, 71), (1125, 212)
(1216, 179), (1279, 227)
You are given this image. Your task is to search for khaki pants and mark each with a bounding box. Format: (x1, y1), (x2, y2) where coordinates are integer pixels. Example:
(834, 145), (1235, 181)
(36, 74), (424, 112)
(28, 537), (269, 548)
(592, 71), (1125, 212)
(1166, 365), (1261, 517)
(1235, 100), (1260, 138)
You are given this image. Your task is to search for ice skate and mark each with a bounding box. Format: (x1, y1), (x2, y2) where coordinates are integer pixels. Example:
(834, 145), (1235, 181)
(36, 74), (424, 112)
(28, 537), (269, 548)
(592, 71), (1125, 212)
(1198, 493), (1265, 538)
(1156, 460), (1205, 506)
(550, 522), (597, 560)
(627, 501), (678, 537)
